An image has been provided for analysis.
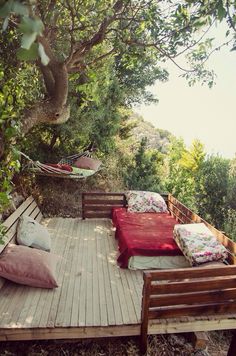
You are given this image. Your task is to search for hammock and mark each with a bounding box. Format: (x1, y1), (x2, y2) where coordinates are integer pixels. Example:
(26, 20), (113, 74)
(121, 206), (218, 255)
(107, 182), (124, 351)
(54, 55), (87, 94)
(19, 151), (101, 179)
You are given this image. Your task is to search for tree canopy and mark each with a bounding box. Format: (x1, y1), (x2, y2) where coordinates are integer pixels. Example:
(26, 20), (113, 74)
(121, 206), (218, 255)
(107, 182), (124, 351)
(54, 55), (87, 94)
(1, 0), (234, 136)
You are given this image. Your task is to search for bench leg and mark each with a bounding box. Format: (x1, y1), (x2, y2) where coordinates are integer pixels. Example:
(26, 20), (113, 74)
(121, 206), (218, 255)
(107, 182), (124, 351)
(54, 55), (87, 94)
(227, 331), (236, 356)
(140, 323), (148, 355)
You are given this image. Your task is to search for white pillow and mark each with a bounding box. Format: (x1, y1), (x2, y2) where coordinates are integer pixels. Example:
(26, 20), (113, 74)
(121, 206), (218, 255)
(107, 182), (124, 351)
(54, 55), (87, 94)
(17, 215), (51, 252)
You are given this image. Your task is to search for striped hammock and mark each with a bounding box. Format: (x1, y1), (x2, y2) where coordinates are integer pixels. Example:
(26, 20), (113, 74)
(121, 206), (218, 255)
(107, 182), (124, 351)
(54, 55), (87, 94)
(20, 151), (99, 179)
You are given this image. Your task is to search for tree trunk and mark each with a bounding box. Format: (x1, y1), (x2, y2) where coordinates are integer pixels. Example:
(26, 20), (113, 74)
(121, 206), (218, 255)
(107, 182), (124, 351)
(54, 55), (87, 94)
(22, 100), (70, 134)
(21, 57), (70, 134)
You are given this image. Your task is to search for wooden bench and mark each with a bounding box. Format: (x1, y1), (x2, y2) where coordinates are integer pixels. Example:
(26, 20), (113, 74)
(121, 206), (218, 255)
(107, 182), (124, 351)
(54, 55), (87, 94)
(140, 266), (236, 355)
(0, 196), (43, 289)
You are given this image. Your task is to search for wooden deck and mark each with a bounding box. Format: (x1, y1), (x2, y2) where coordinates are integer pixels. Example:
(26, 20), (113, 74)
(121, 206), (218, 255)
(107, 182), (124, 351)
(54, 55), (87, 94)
(1, 217), (236, 342)
(0, 218), (144, 341)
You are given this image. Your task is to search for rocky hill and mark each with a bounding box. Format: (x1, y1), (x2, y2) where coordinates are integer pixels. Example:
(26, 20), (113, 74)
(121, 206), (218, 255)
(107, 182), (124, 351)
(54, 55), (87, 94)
(130, 113), (173, 153)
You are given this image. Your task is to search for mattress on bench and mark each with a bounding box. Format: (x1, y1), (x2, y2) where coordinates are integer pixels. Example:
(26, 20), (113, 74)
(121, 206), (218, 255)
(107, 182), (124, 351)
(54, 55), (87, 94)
(112, 208), (189, 269)
(173, 223), (228, 266)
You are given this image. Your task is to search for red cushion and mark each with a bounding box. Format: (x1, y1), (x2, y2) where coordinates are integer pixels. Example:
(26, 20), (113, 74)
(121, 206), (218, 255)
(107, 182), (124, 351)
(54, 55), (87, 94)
(45, 163), (73, 172)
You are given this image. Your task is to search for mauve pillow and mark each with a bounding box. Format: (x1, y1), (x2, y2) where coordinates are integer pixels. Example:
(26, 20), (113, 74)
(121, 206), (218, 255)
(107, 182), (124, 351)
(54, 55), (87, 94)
(74, 156), (101, 171)
(0, 244), (58, 288)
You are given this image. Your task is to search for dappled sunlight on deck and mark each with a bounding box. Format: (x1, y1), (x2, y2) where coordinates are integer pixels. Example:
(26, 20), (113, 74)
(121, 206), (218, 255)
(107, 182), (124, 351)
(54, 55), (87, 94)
(0, 218), (143, 335)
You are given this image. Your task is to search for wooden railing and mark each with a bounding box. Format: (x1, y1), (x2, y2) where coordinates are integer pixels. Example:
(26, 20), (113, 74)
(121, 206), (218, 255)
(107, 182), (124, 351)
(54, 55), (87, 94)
(140, 265), (236, 354)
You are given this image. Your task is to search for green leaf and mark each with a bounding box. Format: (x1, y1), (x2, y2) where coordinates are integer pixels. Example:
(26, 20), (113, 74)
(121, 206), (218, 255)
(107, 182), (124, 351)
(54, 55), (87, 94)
(2, 16), (8, 30)
(12, 1), (29, 16)
(18, 16), (44, 35)
(38, 42), (49, 66)
(217, 1), (226, 22)
(21, 31), (37, 49)
(17, 43), (38, 61)
(0, 0), (13, 18)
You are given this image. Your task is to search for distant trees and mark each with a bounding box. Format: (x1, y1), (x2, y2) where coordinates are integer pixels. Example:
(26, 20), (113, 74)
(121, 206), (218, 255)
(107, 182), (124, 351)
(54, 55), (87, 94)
(124, 133), (236, 241)
(125, 137), (164, 192)
(195, 155), (230, 228)
(164, 138), (205, 210)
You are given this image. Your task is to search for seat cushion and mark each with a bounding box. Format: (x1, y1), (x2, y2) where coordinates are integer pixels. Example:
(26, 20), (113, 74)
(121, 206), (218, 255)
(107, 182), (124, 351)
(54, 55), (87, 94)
(174, 223), (228, 266)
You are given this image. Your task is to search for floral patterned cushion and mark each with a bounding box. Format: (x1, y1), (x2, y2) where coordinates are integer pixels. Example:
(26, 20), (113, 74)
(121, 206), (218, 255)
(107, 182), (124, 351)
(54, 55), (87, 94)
(125, 190), (168, 213)
(173, 223), (228, 266)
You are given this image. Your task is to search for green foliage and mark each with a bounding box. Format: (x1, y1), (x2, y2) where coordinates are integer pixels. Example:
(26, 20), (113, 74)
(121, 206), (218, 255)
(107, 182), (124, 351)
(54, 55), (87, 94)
(125, 137), (164, 192)
(196, 155), (230, 228)
(224, 209), (236, 242)
(0, 28), (41, 210)
(0, 224), (6, 245)
(164, 138), (205, 210)
(0, 0), (47, 64)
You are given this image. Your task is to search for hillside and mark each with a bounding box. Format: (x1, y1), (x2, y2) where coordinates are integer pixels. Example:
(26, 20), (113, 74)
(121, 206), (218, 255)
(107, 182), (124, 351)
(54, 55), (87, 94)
(131, 113), (173, 153)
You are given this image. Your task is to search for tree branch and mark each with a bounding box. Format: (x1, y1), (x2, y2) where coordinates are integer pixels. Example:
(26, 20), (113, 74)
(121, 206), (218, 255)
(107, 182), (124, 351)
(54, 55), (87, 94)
(66, 0), (125, 69)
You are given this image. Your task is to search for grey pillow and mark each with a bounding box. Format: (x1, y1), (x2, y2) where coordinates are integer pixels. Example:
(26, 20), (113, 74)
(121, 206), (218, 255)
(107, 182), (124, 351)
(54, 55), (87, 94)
(17, 215), (51, 251)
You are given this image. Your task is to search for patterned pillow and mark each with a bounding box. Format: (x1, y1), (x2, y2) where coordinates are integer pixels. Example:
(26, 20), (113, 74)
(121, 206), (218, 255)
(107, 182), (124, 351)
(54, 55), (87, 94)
(173, 223), (228, 266)
(125, 190), (168, 213)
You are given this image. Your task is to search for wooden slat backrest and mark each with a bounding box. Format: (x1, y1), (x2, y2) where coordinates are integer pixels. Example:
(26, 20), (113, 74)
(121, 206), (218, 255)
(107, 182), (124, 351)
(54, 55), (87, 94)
(82, 192), (127, 219)
(1, 195), (42, 255)
(140, 265), (236, 353)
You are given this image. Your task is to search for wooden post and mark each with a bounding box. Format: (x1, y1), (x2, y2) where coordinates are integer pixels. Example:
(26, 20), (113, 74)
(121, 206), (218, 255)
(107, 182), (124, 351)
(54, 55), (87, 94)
(82, 193), (85, 219)
(188, 331), (209, 350)
(140, 272), (152, 355)
(227, 331), (236, 356)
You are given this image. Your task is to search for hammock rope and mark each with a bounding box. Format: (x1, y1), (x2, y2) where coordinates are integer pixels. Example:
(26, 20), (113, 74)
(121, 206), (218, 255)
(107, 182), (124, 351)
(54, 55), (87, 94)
(19, 151), (100, 179)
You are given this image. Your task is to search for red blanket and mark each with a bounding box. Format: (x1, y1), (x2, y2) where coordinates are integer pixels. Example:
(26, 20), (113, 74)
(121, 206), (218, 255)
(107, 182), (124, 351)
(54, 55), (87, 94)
(112, 208), (183, 268)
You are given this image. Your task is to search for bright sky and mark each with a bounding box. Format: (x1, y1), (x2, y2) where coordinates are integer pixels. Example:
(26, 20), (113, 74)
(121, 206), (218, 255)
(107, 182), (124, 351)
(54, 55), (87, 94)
(135, 24), (236, 159)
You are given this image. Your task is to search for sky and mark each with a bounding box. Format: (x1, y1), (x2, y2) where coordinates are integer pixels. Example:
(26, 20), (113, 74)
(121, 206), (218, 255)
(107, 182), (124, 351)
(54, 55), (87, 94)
(135, 24), (236, 159)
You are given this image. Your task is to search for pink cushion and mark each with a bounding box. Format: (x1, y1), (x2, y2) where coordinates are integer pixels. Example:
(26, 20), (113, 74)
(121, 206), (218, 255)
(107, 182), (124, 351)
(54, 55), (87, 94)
(45, 163), (73, 172)
(74, 156), (101, 170)
(0, 244), (58, 288)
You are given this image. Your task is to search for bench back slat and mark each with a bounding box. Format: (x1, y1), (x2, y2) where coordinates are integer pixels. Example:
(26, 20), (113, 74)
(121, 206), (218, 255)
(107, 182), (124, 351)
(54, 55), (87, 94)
(147, 265), (236, 280)
(151, 276), (236, 294)
(148, 301), (236, 319)
(149, 288), (236, 308)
